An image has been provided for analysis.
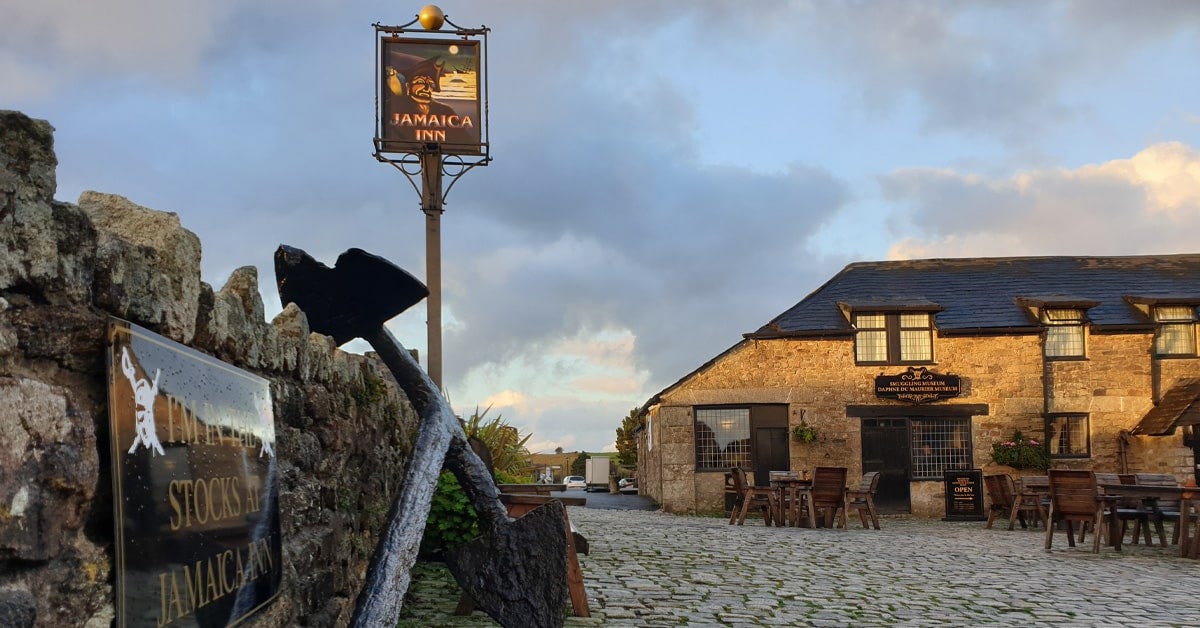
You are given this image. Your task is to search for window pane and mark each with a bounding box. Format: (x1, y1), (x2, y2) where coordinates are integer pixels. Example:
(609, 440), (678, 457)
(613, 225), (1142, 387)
(911, 418), (972, 479)
(694, 408), (750, 470)
(1046, 415), (1089, 457)
(1042, 308), (1083, 323)
(1045, 325), (1084, 357)
(856, 330), (887, 362)
(1155, 305), (1196, 322)
(900, 329), (932, 361)
(899, 313), (930, 328)
(1156, 322), (1197, 355)
(855, 313), (885, 329)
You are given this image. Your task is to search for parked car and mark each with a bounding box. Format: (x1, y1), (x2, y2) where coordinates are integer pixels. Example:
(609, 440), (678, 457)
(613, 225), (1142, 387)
(618, 478), (636, 489)
(564, 476), (586, 489)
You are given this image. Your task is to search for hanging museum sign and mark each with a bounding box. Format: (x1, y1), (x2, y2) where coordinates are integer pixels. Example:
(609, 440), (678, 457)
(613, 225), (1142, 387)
(106, 319), (281, 627)
(378, 37), (483, 155)
(874, 367), (961, 404)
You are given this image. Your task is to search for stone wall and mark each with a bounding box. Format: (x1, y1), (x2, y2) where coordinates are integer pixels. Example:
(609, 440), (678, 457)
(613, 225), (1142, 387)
(644, 319), (1196, 517)
(1, 111), (420, 626)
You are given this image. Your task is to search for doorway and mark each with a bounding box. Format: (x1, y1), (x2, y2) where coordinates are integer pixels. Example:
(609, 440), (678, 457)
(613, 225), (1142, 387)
(750, 405), (789, 486)
(861, 418), (911, 513)
(752, 427), (789, 487)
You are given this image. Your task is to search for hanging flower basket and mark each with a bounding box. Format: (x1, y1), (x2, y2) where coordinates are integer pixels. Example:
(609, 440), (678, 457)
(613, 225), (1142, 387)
(990, 430), (1050, 471)
(792, 423), (818, 444)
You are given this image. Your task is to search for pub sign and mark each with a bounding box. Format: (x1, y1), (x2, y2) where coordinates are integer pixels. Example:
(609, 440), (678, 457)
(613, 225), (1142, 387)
(378, 37), (482, 155)
(875, 366), (961, 404)
(106, 319), (281, 627)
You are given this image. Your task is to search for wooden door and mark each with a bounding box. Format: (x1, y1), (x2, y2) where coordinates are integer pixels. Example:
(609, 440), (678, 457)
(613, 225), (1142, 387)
(861, 418), (911, 513)
(752, 427), (789, 487)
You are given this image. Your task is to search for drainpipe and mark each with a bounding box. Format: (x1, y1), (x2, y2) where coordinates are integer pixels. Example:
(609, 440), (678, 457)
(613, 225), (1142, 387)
(1117, 429), (1131, 473)
(1041, 332), (1051, 435)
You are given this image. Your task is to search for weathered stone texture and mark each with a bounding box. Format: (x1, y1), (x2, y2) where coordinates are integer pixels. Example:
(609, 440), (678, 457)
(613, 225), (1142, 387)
(79, 191), (202, 345)
(0, 111), (419, 626)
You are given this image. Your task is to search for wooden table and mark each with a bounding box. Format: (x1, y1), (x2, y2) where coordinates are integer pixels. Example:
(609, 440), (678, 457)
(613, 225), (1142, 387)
(496, 483), (566, 495)
(770, 477), (814, 528)
(1100, 484), (1196, 557)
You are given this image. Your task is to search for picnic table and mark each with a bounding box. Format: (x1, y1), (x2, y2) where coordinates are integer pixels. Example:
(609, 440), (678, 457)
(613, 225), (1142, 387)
(1100, 483), (1197, 557)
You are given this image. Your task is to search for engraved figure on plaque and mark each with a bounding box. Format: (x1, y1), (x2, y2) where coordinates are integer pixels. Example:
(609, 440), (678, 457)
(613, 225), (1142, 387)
(120, 346), (164, 456)
(255, 392), (276, 458)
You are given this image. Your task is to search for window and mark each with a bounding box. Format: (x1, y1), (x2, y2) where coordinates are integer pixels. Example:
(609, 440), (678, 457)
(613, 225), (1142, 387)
(910, 418), (972, 479)
(694, 407), (750, 470)
(1041, 308), (1086, 358)
(1154, 305), (1197, 357)
(854, 312), (933, 364)
(1045, 414), (1089, 457)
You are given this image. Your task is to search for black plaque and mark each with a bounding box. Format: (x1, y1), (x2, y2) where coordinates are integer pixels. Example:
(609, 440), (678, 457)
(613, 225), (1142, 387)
(106, 319), (281, 627)
(875, 367), (961, 403)
(942, 469), (985, 521)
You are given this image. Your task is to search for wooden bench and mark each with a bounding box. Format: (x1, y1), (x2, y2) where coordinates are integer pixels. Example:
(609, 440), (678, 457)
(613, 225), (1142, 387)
(496, 483), (566, 495)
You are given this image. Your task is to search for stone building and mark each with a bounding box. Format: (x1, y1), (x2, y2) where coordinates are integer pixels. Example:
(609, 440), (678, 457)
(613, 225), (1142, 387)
(530, 450), (581, 482)
(636, 256), (1200, 518)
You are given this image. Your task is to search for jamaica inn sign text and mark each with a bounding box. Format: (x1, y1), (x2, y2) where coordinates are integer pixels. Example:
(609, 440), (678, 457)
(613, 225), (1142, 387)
(874, 367), (961, 404)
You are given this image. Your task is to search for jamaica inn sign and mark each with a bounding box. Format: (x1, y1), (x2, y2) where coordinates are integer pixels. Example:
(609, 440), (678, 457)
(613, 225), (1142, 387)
(875, 367), (961, 404)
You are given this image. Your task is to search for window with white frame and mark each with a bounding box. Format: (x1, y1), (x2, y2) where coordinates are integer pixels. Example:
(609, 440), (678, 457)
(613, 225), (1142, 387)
(910, 417), (972, 479)
(854, 312), (933, 364)
(1154, 305), (1198, 357)
(1046, 414), (1089, 457)
(1041, 308), (1086, 358)
(694, 407), (750, 471)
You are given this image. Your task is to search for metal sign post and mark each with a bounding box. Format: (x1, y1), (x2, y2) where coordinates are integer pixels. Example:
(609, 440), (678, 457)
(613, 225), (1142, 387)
(374, 5), (490, 389)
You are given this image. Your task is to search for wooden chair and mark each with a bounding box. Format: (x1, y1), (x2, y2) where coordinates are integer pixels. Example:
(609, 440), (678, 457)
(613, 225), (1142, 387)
(1095, 472), (1144, 546)
(810, 467), (848, 528)
(984, 474), (1045, 530)
(845, 471), (881, 529)
(729, 467), (780, 527)
(1045, 469), (1109, 552)
(1134, 473), (1183, 547)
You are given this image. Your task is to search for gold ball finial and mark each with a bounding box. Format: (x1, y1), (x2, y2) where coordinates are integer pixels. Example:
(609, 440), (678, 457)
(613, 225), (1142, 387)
(418, 5), (445, 30)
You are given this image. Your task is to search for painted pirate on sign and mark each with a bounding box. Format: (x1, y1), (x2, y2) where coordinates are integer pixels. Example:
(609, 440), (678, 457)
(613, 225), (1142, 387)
(380, 39), (480, 152)
(120, 346), (165, 456)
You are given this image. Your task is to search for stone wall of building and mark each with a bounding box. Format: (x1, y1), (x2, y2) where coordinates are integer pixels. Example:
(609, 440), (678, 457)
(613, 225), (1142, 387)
(528, 451), (581, 482)
(636, 407), (662, 506)
(1, 111), (420, 626)
(648, 319), (1195, 517)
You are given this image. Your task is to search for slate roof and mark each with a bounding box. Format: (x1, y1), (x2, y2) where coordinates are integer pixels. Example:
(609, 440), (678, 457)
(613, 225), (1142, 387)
(749, 254), (1200, 338)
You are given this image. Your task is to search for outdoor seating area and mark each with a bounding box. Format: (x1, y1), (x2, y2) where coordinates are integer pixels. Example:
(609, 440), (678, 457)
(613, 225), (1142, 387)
(724, 464), (1200, 563)
(983, 470), (1200, 559)
(726, 466), (881, 530)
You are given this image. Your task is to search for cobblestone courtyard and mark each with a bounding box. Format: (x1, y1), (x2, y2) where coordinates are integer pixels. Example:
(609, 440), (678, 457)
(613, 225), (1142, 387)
(400, 506), (1200, 626)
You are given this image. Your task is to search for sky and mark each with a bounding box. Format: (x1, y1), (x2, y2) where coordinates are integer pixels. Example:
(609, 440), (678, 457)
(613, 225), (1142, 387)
(5, 1), (1200, 454)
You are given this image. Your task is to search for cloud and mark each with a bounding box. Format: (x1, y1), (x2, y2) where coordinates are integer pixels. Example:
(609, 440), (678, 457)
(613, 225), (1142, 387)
(14, 1), (1198, 452)
(884, 142), (1200, 259)
(0, 0), (237, 96)
(774, 2), (1200, 145)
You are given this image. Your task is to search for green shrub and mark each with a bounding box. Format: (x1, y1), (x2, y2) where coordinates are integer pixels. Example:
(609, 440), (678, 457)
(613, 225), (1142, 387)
(419, 471), (478, 558)
(494, 469), (526, 484)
